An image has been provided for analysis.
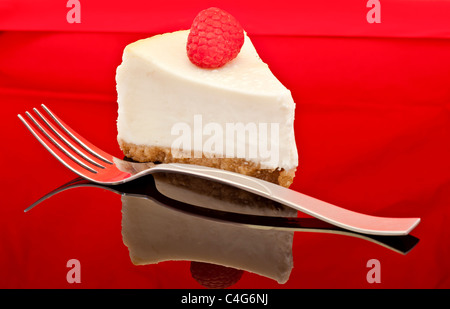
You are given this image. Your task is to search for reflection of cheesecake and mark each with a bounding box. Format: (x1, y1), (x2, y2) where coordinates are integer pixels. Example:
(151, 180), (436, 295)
(116, 10), (298, 187)
(121, 174), (295, 284)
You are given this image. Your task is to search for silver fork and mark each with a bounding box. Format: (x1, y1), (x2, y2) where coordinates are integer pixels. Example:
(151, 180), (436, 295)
(23, 176), (420, 255)
(18, 104), (421, 236)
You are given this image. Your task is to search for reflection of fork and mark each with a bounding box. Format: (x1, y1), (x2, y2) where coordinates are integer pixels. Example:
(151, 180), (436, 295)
(24, 175), (419, 255)
(18, 104), (420, 236)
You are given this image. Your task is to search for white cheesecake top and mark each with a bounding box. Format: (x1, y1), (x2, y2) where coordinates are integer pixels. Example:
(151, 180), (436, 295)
(125, 30), (291, 97)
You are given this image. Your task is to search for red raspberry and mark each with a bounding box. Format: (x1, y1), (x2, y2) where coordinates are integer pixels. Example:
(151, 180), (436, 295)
(190, 261), (243, 289)
(186, 7), (245, 68)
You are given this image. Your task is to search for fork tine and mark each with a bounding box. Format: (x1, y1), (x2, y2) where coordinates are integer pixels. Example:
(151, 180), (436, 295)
(18, 114), (97, 181)
(33, 107), (106, 169)
(41, 104), (113, 164)
(20, 111), (99, 175)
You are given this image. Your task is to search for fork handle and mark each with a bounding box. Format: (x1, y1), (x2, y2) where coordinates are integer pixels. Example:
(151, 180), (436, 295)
(148, 163), (420, 236)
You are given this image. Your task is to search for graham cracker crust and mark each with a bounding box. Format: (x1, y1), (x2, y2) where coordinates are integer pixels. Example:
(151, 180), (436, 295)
(119, 139), (296, 188)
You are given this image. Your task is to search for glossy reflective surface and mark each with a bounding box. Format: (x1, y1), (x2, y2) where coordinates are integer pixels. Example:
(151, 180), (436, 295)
(7, 170), (424, 289)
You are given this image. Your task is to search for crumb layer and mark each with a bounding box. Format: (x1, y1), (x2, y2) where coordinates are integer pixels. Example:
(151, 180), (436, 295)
(119, 139), (296, 187)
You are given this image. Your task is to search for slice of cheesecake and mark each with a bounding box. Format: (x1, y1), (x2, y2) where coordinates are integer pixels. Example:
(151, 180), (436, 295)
(116, 30), (298, 187)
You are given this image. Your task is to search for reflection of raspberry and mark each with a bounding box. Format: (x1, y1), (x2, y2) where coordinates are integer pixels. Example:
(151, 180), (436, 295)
(186, 7), (245, 68)
(190, 261), (243, 289)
